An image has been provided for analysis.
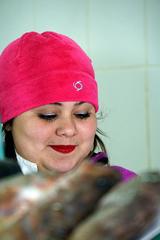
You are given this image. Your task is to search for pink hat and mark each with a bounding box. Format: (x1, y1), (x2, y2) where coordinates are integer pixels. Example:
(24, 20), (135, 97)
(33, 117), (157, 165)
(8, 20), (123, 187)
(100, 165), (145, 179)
(0, 31), (98, 123)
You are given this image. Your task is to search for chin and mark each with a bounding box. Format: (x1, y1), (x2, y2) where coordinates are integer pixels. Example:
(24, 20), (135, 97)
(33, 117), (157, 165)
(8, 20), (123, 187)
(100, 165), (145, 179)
(56, 165), (77, 173)
(52, 160), (82, 173)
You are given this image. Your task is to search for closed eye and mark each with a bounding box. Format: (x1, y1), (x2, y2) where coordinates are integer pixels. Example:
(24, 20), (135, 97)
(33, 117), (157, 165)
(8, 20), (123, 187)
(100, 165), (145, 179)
(38, 113), (57, 121)
(74, 112), (91, 119)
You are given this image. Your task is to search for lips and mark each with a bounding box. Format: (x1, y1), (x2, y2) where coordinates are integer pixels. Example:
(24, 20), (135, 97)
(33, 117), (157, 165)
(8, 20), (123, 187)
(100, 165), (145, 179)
(49, 145), (76, 154)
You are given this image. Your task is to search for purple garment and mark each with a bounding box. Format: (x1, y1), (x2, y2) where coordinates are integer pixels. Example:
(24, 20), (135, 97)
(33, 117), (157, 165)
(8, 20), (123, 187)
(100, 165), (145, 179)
(91, 152), (137, 182)
(111, 165), (137, 182)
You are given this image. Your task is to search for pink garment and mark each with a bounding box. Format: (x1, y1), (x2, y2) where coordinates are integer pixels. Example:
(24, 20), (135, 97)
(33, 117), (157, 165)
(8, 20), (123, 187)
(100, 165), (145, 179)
(0, 31), (98, 123)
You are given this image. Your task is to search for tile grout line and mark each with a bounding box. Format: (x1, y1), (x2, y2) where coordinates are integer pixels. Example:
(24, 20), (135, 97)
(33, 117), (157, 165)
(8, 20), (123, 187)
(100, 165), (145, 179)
(144, 0), (152, 169)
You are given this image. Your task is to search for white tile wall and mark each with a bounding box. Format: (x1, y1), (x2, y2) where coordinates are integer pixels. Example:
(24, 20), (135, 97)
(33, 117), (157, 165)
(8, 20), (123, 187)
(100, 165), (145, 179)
(147, 0), (160, 65)
(32, 0), (89, 51)
(89, 0), (145, 67)
(0, 0), (159, 171)
(96, 69), (148, 172)
(0, 0), (35, 51)
(148, 69), (160, 170)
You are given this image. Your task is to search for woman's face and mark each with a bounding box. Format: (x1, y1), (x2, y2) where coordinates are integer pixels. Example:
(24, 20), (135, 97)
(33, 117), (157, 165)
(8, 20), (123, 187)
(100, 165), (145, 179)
(11, 102), (97, 173)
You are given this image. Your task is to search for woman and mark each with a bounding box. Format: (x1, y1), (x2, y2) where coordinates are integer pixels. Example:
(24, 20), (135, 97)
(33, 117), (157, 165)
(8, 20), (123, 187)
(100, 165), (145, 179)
(0, 31), (136, 180)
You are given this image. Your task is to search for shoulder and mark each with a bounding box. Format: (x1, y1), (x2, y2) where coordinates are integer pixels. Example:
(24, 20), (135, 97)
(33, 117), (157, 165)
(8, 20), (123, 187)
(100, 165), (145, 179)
(111, 165), (137, 182)
(90, 152), (137, 182)
(0, 159), (22, 179)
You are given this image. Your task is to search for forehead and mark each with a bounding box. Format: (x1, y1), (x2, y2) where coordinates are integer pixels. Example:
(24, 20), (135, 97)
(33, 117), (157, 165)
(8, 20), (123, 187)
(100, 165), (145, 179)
(32, 101), (95, 111)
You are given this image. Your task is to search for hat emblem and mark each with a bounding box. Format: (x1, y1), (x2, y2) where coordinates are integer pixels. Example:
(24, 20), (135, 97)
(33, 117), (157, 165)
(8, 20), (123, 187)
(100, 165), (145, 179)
(73, 81), (83, 91)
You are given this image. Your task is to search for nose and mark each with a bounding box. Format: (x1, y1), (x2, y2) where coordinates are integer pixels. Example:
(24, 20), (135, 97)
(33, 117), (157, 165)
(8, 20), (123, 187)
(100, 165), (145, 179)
(56, 117), (77, 137)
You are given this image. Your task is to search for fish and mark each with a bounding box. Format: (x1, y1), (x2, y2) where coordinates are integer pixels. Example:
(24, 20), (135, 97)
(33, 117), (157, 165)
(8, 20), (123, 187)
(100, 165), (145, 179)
(68, 171), (160, 240)
(0, 160), (121, 240)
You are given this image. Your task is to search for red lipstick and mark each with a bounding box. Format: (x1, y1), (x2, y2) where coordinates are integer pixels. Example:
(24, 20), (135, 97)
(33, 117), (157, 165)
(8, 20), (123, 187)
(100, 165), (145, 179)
(49, 145), (76, 153)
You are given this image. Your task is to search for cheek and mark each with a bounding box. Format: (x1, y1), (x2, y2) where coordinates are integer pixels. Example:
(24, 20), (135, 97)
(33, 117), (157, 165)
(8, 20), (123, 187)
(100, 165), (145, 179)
(80, 119), (97, 140)
(24, 124), (52, 145)
(12, 120), (49, 147)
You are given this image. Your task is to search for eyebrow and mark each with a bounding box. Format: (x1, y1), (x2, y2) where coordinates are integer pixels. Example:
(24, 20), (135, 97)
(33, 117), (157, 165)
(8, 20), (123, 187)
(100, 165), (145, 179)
(50, 102), (85, 106)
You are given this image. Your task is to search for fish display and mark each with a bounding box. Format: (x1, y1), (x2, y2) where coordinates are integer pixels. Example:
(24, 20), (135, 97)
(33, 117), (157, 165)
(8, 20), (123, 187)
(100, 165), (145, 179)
(0, 160), (121, 240)
(1, 159), (160, 240)
(69, 171), (160, 240)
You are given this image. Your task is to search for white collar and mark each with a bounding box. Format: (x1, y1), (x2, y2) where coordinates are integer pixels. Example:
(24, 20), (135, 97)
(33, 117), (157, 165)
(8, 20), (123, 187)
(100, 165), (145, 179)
(16, 152), (38, 175)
